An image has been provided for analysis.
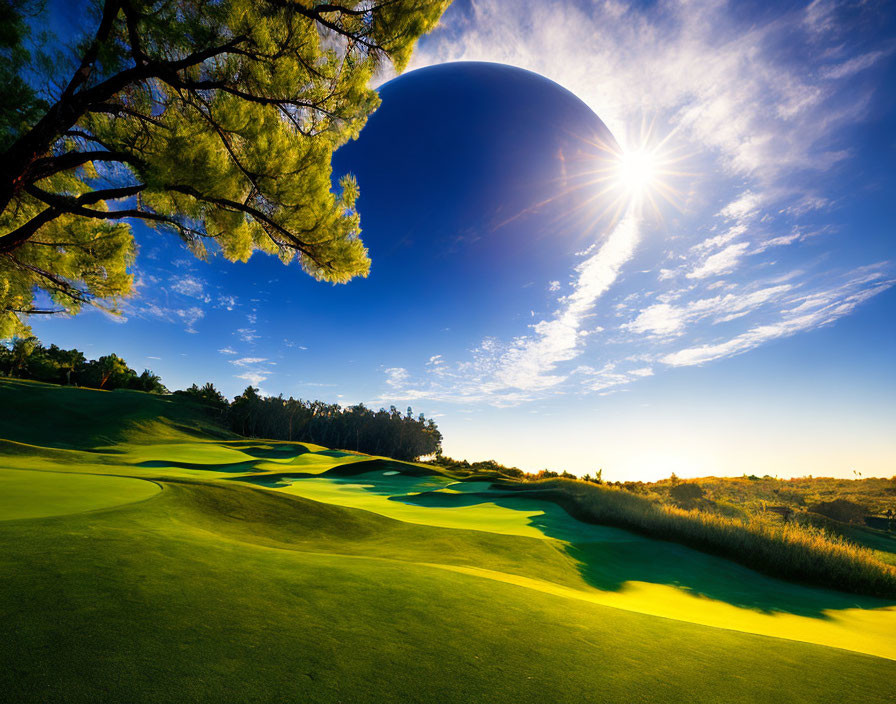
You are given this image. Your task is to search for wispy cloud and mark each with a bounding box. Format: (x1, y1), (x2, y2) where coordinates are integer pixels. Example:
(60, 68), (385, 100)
(231, 357), (268, 367)
(217, 295), (237, 311)
(236, 327), (259, 343)
(230, 356), (272, 389)
(235, 370), (269, 388)
(176, 307), (204, 333)
(686, 243), (750, 280)
(575, 364), (655, 394)
(489, 215), (639, 391)
(662, 271), (894, 366)
(170, 274), (211, 303)
(383, 216), (641, 404)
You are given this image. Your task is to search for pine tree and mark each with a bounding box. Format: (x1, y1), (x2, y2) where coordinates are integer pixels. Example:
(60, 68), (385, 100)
(0, 0), (450, 337)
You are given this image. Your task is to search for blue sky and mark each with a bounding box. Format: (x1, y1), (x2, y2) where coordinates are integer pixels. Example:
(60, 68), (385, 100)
(28, 0), (896, 480)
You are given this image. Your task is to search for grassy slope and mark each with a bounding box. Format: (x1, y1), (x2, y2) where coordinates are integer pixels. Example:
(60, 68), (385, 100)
(2, 379), (895, 702)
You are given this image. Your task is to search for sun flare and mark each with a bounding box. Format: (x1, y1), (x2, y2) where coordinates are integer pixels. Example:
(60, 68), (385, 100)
(615, 148), (659, 197)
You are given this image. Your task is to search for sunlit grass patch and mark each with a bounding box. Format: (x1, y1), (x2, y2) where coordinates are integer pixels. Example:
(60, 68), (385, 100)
(0, 468), (160, 520)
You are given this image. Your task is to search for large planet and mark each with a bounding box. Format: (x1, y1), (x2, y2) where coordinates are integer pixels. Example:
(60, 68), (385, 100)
(329, 62), (623, 342)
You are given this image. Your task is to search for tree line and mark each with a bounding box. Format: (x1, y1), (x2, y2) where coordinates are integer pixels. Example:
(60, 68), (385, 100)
(218, 386), (441, 462)
(2, 337), (441, 461)
(1, 336), (166, 391)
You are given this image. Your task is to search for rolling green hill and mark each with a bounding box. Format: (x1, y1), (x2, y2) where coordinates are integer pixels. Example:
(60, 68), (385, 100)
(2, 379), (895, 703)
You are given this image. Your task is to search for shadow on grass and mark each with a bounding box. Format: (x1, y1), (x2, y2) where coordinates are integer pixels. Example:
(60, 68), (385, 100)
(231, 459), (445, 488)
(135, 460), (261, 473)
(371, 480), (896, 618)
(231, 445), (312, 459)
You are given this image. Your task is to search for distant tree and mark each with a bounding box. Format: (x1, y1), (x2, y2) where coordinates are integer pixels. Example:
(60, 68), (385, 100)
(534, 470), (560, 480)
(176, 382), (228, 410)
(0, 0), (450, 338)
(44, 344), (87, 385)
(2, 335), (37, 376)
(809, 499), (868, 525)
(130, 369), (167, 393)
(81, 353), (135, 389)
(223, 387), (440, 460)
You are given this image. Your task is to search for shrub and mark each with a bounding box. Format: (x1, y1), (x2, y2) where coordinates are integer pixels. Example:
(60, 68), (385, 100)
(669, 482), (705, 507)
(810, 499), (868, 525)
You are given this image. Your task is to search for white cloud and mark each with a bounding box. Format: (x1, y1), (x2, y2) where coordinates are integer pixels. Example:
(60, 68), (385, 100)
(662, 273), (893, 366)
(176, 307), (204, 333)
(236, 327), (259, 343)
(493, 216), (639, 391)
(218, 347), (237, 355)
(687, 243), (750, 279)
(692, 225), (747, 255)
(575, 364), (655, 392)
(625, 284), (794, 337)
(235, 370), (269, 388)
(822, 49), (892, 80)
(719, 192), (761, 221)
(409, 0), (884, 182)
(170, 275), (211, 303)
(382, 216), (640, 403)
(385, 367), (410, 387)
(217, 295), (237, 311)
(623, 303), (684, 336)
(230, 356), (271, 390)
(231, 357), (267, 367)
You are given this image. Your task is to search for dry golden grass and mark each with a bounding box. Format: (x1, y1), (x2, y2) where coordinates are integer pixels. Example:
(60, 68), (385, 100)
(504, 478), (896, 598)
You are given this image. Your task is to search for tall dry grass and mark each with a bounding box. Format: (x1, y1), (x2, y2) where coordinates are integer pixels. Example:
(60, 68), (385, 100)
(502, 478), (896, 598)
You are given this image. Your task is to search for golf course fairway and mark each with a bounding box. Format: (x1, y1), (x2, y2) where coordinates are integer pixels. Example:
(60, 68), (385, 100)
(2, 380), (895, 703)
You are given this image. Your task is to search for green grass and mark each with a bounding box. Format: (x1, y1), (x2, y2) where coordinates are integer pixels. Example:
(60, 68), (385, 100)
(0, 467), (159, 519)
(2, 379), (896, 702)
(0, 377), (234, 448)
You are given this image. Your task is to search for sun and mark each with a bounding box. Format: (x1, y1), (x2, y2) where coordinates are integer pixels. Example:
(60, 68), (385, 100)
(491, 114), (691, 235)
(615, 148), (660, 197)
(605, 130), (692, 220)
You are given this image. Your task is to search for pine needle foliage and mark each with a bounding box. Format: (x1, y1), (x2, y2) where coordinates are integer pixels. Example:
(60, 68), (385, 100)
(0, 0), (451, 337)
